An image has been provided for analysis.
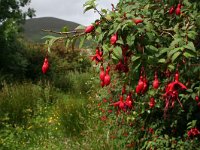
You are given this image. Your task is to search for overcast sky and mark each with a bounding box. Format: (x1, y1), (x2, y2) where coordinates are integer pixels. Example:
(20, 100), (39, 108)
(26, 0), (118, 25)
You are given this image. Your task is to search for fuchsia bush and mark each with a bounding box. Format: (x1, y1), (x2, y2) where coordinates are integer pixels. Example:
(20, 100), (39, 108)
(45, 0), (200, 149)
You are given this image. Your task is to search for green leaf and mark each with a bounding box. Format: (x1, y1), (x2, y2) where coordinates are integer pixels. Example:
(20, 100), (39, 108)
(168, 64), (175, 71)
(158, 58), (166, 63)
(171, 51), (181, 62)
(183, 52), (195, 58)
(184, 42), (196, 52)
(79, 36), (85, 49)
(61, 26), (68, 32)
(131, 55), (141, 62)
(126, 34), (135, 47)
(187, 120), (197, 129)
(146, 45), (158, 52)
(84, 6), (95, 13)
(102, 44), (110, 53)
(170, 38), (182, 47)
(168, 47), (182, 58)
(158, 48), (169, 56)
(112, 46), (122, 60)
(83, 0), (96, 13)
(187, 31), (197, 40)
(65, 39), (71, 49)
(101, 9), (107, 14)
(42, 35), (56, 40)
(116, 36), (124, 45)
(173, 23), (180, 33)
(47, 37), (63, 52)
(71, 38), (77, 50)
(75, 25), (86, 32)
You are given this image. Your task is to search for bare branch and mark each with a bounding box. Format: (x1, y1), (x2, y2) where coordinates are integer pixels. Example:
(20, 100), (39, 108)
(42, 29), (78, 35)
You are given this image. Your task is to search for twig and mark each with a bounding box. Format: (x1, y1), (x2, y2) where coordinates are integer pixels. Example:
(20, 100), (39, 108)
(42, 29), (78, 35)
(190, 64), (200, 66)
(162, 28), (174, 32)
(94, 7), (110, 23)
(160, 31), (174, 38)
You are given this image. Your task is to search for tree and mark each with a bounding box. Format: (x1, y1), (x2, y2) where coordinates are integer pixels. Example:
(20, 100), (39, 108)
(0, 0), (35, 23)
(44, 0), (200, 149)
(0, 0), (35, 80)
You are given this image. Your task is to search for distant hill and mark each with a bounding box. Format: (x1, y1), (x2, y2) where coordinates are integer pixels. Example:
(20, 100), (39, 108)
(22, 17), (81, 43)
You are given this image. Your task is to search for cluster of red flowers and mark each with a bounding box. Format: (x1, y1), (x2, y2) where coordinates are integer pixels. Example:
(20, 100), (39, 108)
(90, 47), (103, 64)
(163, 72), (187, 118)
(187, 128), (200, 138)
(169, 3), (182, 15)
(110, 93), (133, 113)
(99, 65), (111, 87)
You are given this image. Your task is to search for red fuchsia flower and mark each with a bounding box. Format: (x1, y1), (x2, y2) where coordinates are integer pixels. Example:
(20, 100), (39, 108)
(90, 47), (103, 64)
(115, 59), (129, 73)
(136, 76), (144, 94)
(100, 116), (107, 121)
(104, 66), (111, 86)
(125, 94), (133, 109)
(103, 98), (107, 103)
(141, 76), (148, 94)
(110, 33), (118, 45)
(133, 19), (143, 25)
(188, 128), (200, 138)
(169, 6), (175, 14)
(42, 57), (49, 74)
(175, 4), (181, 16)
(195, 96), (199, 102)
(153, 72), (159, 89)
(108, 109), (113, 113)
(99, 65), (105, 81)
(85, 24), (95, 33)
(163, 72), (187, 118)
(98, 103), (101, 107)
(110, 95), (126, 112)
(149, 97), (155, 108)
(148, 128), (154, 134)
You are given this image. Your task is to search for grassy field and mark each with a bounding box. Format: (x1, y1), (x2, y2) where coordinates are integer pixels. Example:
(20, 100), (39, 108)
(0, 71), (113, 150)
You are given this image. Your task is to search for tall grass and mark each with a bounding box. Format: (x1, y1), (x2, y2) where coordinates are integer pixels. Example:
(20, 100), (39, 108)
(53, 71), (93, 97)
(56, 96), (89, 137)
(0, 82), (58, 126)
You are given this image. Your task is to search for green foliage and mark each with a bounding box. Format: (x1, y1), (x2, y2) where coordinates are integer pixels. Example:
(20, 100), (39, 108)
(52, 71), (92, 96)
(0, 0), (35, 23)
(0, 0), (35, 82)
(0, 82), (57, 126)
(0, 25), (29, 81)
(56, 96), (89, 137)
(44, 0), (200, 149)
(0, 81), (93, 149)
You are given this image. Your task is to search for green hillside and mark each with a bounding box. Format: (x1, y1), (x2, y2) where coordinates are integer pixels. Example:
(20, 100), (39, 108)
(22, 17), (81, 43)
